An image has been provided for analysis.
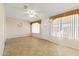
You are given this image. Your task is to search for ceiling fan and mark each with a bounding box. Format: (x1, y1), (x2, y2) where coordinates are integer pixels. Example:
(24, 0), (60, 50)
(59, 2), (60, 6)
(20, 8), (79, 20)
(23, 5), (38, 18)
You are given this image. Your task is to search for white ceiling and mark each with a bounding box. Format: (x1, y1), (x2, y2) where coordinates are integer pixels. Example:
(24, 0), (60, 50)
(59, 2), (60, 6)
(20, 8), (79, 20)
(5, 3), (79, 22)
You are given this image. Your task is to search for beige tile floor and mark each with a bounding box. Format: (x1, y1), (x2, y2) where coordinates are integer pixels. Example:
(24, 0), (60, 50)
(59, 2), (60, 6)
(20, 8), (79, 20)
(3, 36), (79, 56)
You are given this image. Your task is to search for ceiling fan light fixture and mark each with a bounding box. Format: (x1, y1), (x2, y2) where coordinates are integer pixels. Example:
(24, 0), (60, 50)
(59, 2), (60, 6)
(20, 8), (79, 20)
(23, 5), (38, 18)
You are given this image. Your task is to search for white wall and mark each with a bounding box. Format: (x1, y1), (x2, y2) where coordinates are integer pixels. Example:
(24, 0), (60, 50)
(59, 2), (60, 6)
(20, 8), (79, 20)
(6, 17), (31, 39)
(32, 18), (51, 40)
(41, 18), (51, 40)
(0, 4), (6, 56)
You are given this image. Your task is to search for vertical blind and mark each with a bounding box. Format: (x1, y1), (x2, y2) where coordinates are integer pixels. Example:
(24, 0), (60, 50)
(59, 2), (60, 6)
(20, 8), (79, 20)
(51, 14), (79, 40)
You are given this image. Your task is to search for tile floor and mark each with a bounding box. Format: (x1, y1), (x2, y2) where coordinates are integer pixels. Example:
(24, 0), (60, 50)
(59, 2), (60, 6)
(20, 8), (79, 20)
(3, 36), (79, 56)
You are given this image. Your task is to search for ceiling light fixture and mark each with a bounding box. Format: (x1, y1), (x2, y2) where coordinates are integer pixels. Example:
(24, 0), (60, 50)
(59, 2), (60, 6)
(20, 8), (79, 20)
(27, 9), (37, 18)
(24, 5), (38, 18)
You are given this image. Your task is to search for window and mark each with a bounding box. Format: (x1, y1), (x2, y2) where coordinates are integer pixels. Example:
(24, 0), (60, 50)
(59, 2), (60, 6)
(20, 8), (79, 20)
(31, 20), (41, 33)
(61, 14), (79, 40)
(32, 23), (40, 33)
(51, 18), (63, 38)
(50, 9), (79, 40)
(51, 14), (79, 40)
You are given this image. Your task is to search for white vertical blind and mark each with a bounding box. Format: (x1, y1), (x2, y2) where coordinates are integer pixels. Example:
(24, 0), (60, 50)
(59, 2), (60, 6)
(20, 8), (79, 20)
(61, 14), (74, 39)
(51, 14), (79, 40)
(74, 14), (79, 40)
